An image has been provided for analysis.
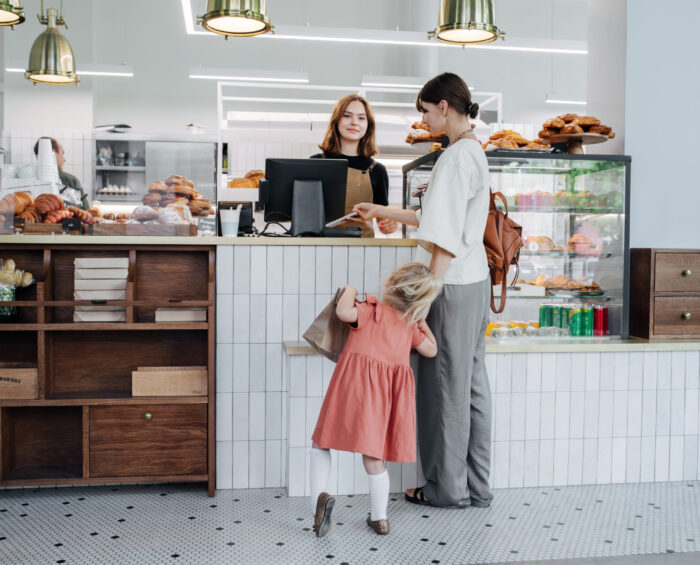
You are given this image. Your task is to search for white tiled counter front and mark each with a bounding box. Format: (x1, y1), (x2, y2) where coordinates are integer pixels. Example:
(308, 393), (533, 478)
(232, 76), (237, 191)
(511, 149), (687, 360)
(215, 240), (417, 490)
(215, 240), (700, 496)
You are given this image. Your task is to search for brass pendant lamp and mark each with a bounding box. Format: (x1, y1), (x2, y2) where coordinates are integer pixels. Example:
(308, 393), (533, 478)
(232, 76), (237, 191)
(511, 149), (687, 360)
(0, 0), (25, 28)
(429, 0), (505, 45)
(25, 3), (78, 86)
(197, 0), (274, 39)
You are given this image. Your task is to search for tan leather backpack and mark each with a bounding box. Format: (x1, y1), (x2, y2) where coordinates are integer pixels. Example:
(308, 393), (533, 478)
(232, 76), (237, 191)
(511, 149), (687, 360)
(483, 190), (523, 313)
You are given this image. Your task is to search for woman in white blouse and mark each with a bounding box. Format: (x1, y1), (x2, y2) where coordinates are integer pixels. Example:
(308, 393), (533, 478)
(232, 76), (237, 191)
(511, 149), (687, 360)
(354, 72), (492, 509)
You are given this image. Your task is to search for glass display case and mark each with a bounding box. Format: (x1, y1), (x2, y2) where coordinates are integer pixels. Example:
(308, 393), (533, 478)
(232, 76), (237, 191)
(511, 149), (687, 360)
(403, 151), (631, 339)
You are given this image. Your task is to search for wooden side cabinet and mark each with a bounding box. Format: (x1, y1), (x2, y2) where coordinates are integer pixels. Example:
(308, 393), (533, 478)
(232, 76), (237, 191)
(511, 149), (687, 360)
(630, 248), (700, 339)
(0, 244), (216, 495)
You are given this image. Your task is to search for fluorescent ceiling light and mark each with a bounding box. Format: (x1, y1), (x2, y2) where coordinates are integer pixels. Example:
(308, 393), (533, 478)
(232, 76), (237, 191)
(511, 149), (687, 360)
(6, 62), (133, 77)
(223, 96), (338, 105)
(222, 96), (420, 109)
(180, 0), (586, 55)
(545, 99), (587, 106)
(189, 67), (308, 83)
(361, 75), (424, 89)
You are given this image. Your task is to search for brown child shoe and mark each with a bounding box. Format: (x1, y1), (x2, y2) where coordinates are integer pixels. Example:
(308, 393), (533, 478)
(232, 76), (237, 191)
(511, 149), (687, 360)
(366, 513), (390, 535)
(312, 492), (335, 537)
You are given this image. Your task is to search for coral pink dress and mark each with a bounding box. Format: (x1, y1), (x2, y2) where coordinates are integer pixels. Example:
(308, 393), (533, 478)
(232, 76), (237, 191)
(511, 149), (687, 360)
(311, 294), (426, 462)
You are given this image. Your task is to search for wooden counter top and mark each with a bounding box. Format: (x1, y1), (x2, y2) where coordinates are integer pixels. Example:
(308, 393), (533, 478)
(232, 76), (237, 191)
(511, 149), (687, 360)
(0, 235), (417, 246)
(284, 339), (700, 355)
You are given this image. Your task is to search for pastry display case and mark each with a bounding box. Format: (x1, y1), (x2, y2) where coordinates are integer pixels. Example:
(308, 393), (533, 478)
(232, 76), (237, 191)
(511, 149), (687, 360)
(403, 150), (631, 339)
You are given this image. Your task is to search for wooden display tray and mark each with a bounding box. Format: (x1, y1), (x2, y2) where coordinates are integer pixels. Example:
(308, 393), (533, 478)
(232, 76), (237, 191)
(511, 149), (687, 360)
(86, 223), (197, 236)
(546, 132), (609, 154)
(132, 366), (207, 396)
(22, 223), (80, 235)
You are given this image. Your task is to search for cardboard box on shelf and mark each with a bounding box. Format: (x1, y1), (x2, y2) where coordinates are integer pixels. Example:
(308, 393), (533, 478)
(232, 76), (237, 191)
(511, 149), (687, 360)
(74, 257), (129, 269)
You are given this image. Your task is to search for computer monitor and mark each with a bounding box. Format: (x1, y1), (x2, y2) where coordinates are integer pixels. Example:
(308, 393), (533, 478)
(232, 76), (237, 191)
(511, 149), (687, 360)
(262, 158), (348, 223)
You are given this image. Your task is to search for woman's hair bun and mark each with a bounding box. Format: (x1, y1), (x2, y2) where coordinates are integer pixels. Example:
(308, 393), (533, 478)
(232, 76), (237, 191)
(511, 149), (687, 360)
(468, 102), (480, 119)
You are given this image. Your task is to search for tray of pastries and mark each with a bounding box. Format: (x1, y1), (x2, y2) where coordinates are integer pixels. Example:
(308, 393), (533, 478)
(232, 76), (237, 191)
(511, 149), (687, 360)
(538, 115), (615, 153)
(405, 122), (446, 145)
(519, 274), (603, 296)
(483, 129), (552, 152)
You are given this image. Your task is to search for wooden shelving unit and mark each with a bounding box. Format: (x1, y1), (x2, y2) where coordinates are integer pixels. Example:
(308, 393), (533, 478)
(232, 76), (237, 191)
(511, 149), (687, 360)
(0, 244), (216, 495)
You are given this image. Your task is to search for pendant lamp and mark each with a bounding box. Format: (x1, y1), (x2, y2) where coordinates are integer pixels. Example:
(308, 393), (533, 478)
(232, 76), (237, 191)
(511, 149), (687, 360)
(429, 0), (505, 45)
(197, 0), (273, 39)
(0, 0), (24, 27)
(25, 6), (78, 85)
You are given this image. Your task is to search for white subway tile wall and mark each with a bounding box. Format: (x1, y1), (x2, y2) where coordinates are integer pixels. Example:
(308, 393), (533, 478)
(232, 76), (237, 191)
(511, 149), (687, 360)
(215, 246), (700, 496)
(2, 130), (93, 194)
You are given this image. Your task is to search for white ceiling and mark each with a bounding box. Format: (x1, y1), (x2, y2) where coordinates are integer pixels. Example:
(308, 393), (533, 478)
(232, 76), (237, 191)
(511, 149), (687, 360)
(2, 0), (589, 133)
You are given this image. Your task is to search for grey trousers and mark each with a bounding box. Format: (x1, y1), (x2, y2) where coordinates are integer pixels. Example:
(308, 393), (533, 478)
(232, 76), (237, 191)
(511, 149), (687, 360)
(414, 278), (492, 507)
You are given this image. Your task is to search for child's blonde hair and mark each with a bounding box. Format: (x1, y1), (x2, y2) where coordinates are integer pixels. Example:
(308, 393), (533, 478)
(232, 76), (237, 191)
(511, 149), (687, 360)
(383, 262), (443, 323)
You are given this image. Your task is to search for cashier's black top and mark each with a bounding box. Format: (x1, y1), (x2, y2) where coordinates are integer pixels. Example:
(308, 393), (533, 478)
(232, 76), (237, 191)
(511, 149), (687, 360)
(310, 153), (389, 206)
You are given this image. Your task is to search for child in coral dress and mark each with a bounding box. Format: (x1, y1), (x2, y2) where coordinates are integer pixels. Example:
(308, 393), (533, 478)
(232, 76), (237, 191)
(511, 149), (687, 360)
(310, 263), (441, 537)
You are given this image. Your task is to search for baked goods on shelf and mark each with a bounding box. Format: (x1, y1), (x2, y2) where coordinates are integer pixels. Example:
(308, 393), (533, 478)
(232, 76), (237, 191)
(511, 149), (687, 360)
(43, 209), (73, 224)
(519, 274), (601, 292)
(228, 169), (265, 189)
(524, 235), (556, 252)
(539, 114), (616, 139)
(514, 191), (555, 209)
(0, 191), (34, 216)
(483, 129), (551, 151)
(131, 205), (159, 222)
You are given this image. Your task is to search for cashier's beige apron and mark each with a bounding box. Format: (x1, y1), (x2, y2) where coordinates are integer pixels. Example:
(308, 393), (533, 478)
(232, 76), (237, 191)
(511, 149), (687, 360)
(343, 164), (375, 238)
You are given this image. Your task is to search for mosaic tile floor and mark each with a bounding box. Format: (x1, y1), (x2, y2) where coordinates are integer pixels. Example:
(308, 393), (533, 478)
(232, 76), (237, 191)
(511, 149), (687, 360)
(1, 481), (700, 564)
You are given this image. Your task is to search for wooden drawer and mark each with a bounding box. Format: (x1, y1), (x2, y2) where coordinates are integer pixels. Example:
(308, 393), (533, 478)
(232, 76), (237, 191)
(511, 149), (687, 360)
(89, 404), (207, 478)
(655, 253), (700, 292)
(653, 297), (700, 336)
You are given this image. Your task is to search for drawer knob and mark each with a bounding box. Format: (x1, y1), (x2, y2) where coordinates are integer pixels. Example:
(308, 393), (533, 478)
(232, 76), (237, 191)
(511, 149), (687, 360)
(682, 312), (692, 320)
(144, 412), (152, 421)
(682, 269), (692, 277)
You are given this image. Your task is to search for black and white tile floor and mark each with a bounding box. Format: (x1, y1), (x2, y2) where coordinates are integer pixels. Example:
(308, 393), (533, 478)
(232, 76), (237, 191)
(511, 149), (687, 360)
(1, 481), (700, 564)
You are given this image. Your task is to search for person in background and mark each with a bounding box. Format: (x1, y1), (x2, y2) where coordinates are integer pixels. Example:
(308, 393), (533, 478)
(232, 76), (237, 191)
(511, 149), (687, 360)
(309, 263), (440, 537)
(311, 94), (397, 237)
(354, 72), (492, 509)
(33, 137), (89, 210)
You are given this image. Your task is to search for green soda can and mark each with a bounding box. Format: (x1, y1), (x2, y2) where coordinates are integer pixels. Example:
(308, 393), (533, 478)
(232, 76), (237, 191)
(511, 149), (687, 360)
(568, 307), (582, 336)
(552, 305), (561, 329)
(560, 305), (570, 330)
(539, 304), (553, 327)
(582, 306), (594, 336)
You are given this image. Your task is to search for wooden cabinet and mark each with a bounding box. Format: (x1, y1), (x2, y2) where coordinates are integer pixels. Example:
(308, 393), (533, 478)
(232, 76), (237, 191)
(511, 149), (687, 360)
(630, 249), (700, 339)
(0, 244), (215, 495)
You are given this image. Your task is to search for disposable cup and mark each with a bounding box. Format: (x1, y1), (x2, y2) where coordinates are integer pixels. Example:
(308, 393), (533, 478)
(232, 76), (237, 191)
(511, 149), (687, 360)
(220, 207), (241, 237)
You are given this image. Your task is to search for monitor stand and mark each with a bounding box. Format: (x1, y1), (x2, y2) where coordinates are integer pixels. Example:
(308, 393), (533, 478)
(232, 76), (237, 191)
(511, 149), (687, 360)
(290, 180), (325, 237)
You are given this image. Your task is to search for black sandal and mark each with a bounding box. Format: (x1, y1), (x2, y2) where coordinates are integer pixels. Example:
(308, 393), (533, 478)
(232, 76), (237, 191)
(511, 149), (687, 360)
(405, 486), (432, 507)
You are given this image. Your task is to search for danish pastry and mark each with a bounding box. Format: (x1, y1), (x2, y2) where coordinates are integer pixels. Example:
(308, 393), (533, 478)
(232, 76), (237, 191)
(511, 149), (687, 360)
(561, 123), (584, 134)
(574, 116), (601, 127)
(589, 125), (612, 135)
(559, 114), (580, 123)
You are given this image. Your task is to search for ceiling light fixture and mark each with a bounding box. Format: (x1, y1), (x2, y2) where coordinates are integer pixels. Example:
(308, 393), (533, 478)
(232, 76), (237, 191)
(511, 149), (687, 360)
(0, 0), (24, 27)
(25, 2), (78, 85)
(429, 0), (505, 45)
(190, 67), (308, 83)
(545, 99), (587, 106)
(196, 0), (273, 38)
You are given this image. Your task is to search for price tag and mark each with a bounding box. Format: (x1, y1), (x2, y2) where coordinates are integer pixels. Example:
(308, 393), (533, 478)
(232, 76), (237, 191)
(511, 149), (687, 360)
(13, 217), (25, 233)
(197, 216), (217, 236)
(62, 217), (81, 233)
